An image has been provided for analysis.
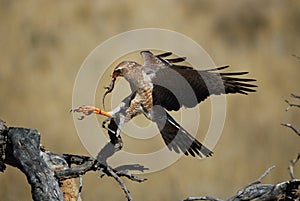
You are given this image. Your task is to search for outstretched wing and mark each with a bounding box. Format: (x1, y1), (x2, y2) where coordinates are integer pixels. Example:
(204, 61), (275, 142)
(141, 50), (187, 68)
(154, 110), (213, 158)
(142, 51), (257, 111)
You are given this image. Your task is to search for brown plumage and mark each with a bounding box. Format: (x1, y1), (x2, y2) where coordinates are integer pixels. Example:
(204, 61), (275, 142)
(98, 50), (257, 158)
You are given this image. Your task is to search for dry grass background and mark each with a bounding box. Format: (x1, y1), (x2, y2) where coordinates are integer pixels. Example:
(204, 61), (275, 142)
(0, 0), (300, 200)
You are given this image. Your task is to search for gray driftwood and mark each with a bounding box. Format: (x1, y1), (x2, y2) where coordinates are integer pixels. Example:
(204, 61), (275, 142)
(0, 119), (146, 201)
(0, 119), (64, 200)
(1, 117), (299, 201)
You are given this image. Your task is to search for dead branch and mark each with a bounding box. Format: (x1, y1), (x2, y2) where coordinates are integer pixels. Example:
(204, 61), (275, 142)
(284, 98), (300, 112)
(0, 119), (146, 201)
(281, 123), (300, 136)
(289, 153), (300, 180)
(104, 166), (133, 201)
(181, 166), (300, 201)
(282, 93), (300, 136)
(183, 90), (300, 201)
(243, 166), (275, 188)
(0, 121), (64, 201)
(291, 93), (300, 99)
(181, 196), (223, 201)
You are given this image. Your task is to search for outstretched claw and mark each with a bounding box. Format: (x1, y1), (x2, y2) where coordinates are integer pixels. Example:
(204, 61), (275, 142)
(71, 105), (95, 120)
(71, 105), (112, 120)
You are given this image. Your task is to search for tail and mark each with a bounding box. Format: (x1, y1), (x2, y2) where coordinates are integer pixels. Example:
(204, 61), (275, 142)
(155, 112), (213, 158)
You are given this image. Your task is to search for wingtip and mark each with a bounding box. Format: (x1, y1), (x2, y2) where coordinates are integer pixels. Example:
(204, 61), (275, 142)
(187, 150), (213, 158)
(206, 151), (214, 157)
(155, 51), (173, 58)
(199, 146), (214, 158)
(207, 65), (230, 71)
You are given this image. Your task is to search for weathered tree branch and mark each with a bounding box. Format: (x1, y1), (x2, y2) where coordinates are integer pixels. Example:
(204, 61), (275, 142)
(0, 119), (7, 172)
(282, 93), (300, 137)
(284, 99), (300, 111)
(183, 90), (300, 201)
(289, 153), (300, 180)
(284, 93), (300, 111)
(182, 196), (223, 201)
(181, 166), (300, 201)
(0, 121), (64, 201)
(0, 119), (146, 201)
(281, 123), (300, 136)
(291, 93), (300, 99)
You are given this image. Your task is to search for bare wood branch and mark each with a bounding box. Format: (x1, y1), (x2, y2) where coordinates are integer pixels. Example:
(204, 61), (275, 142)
(284, 98), (300, 111)
(281, 123), (300, 136)
(227, 166), (275, 201)
(3, 127), (64, 201)
(0, 119), (7, 172)
(181, 196), (223, 201)
(45, 149), (147, 201)
(289, 153), (300, 180)
(76, 176), (83, 201)
(182, 166), (300, 201)
(116, 170), (147, 183)
(183, 90), (300, 201)
(104, 166), (133, 201)
(0, 119), (146, 201)
(244, 165), (275, 188)
(291, 93), (300, 99)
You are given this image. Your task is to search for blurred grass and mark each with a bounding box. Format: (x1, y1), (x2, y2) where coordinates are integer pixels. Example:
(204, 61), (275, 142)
(0, 0), (300, 200)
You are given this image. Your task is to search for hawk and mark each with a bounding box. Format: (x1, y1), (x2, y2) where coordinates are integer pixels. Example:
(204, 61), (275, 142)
(73, 50), (256, 158)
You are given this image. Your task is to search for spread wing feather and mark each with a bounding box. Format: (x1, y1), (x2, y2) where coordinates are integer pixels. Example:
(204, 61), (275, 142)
(143, 52), (257, 111)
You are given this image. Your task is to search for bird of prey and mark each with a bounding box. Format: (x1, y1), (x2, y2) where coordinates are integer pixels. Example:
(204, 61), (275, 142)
(73, 50), (257, 158)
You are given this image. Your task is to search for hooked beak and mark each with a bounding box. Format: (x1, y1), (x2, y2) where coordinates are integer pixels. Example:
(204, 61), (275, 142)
(112, 70), (121, 78)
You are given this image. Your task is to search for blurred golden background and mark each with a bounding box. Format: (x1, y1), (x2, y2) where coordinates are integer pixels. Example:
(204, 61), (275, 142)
(1, 1), (300, 200)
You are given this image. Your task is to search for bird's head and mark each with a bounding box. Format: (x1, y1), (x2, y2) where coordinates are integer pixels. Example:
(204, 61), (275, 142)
(112, 61), (139, 78)
(102, 61), (139, 109)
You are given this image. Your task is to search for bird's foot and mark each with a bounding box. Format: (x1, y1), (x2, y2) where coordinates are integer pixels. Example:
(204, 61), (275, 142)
(71, 105), (111, 120)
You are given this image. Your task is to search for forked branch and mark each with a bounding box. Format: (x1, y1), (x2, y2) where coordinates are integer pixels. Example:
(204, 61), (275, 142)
(0, 119), (146, 201)
(283, 93), (300, 111)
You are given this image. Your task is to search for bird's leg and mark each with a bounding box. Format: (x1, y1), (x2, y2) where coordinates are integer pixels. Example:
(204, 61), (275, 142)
(102, 116), (124, 138)
(71, 105), (111, 120)
(97, 117), (123, 177)
(102, 117), (117, 134)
